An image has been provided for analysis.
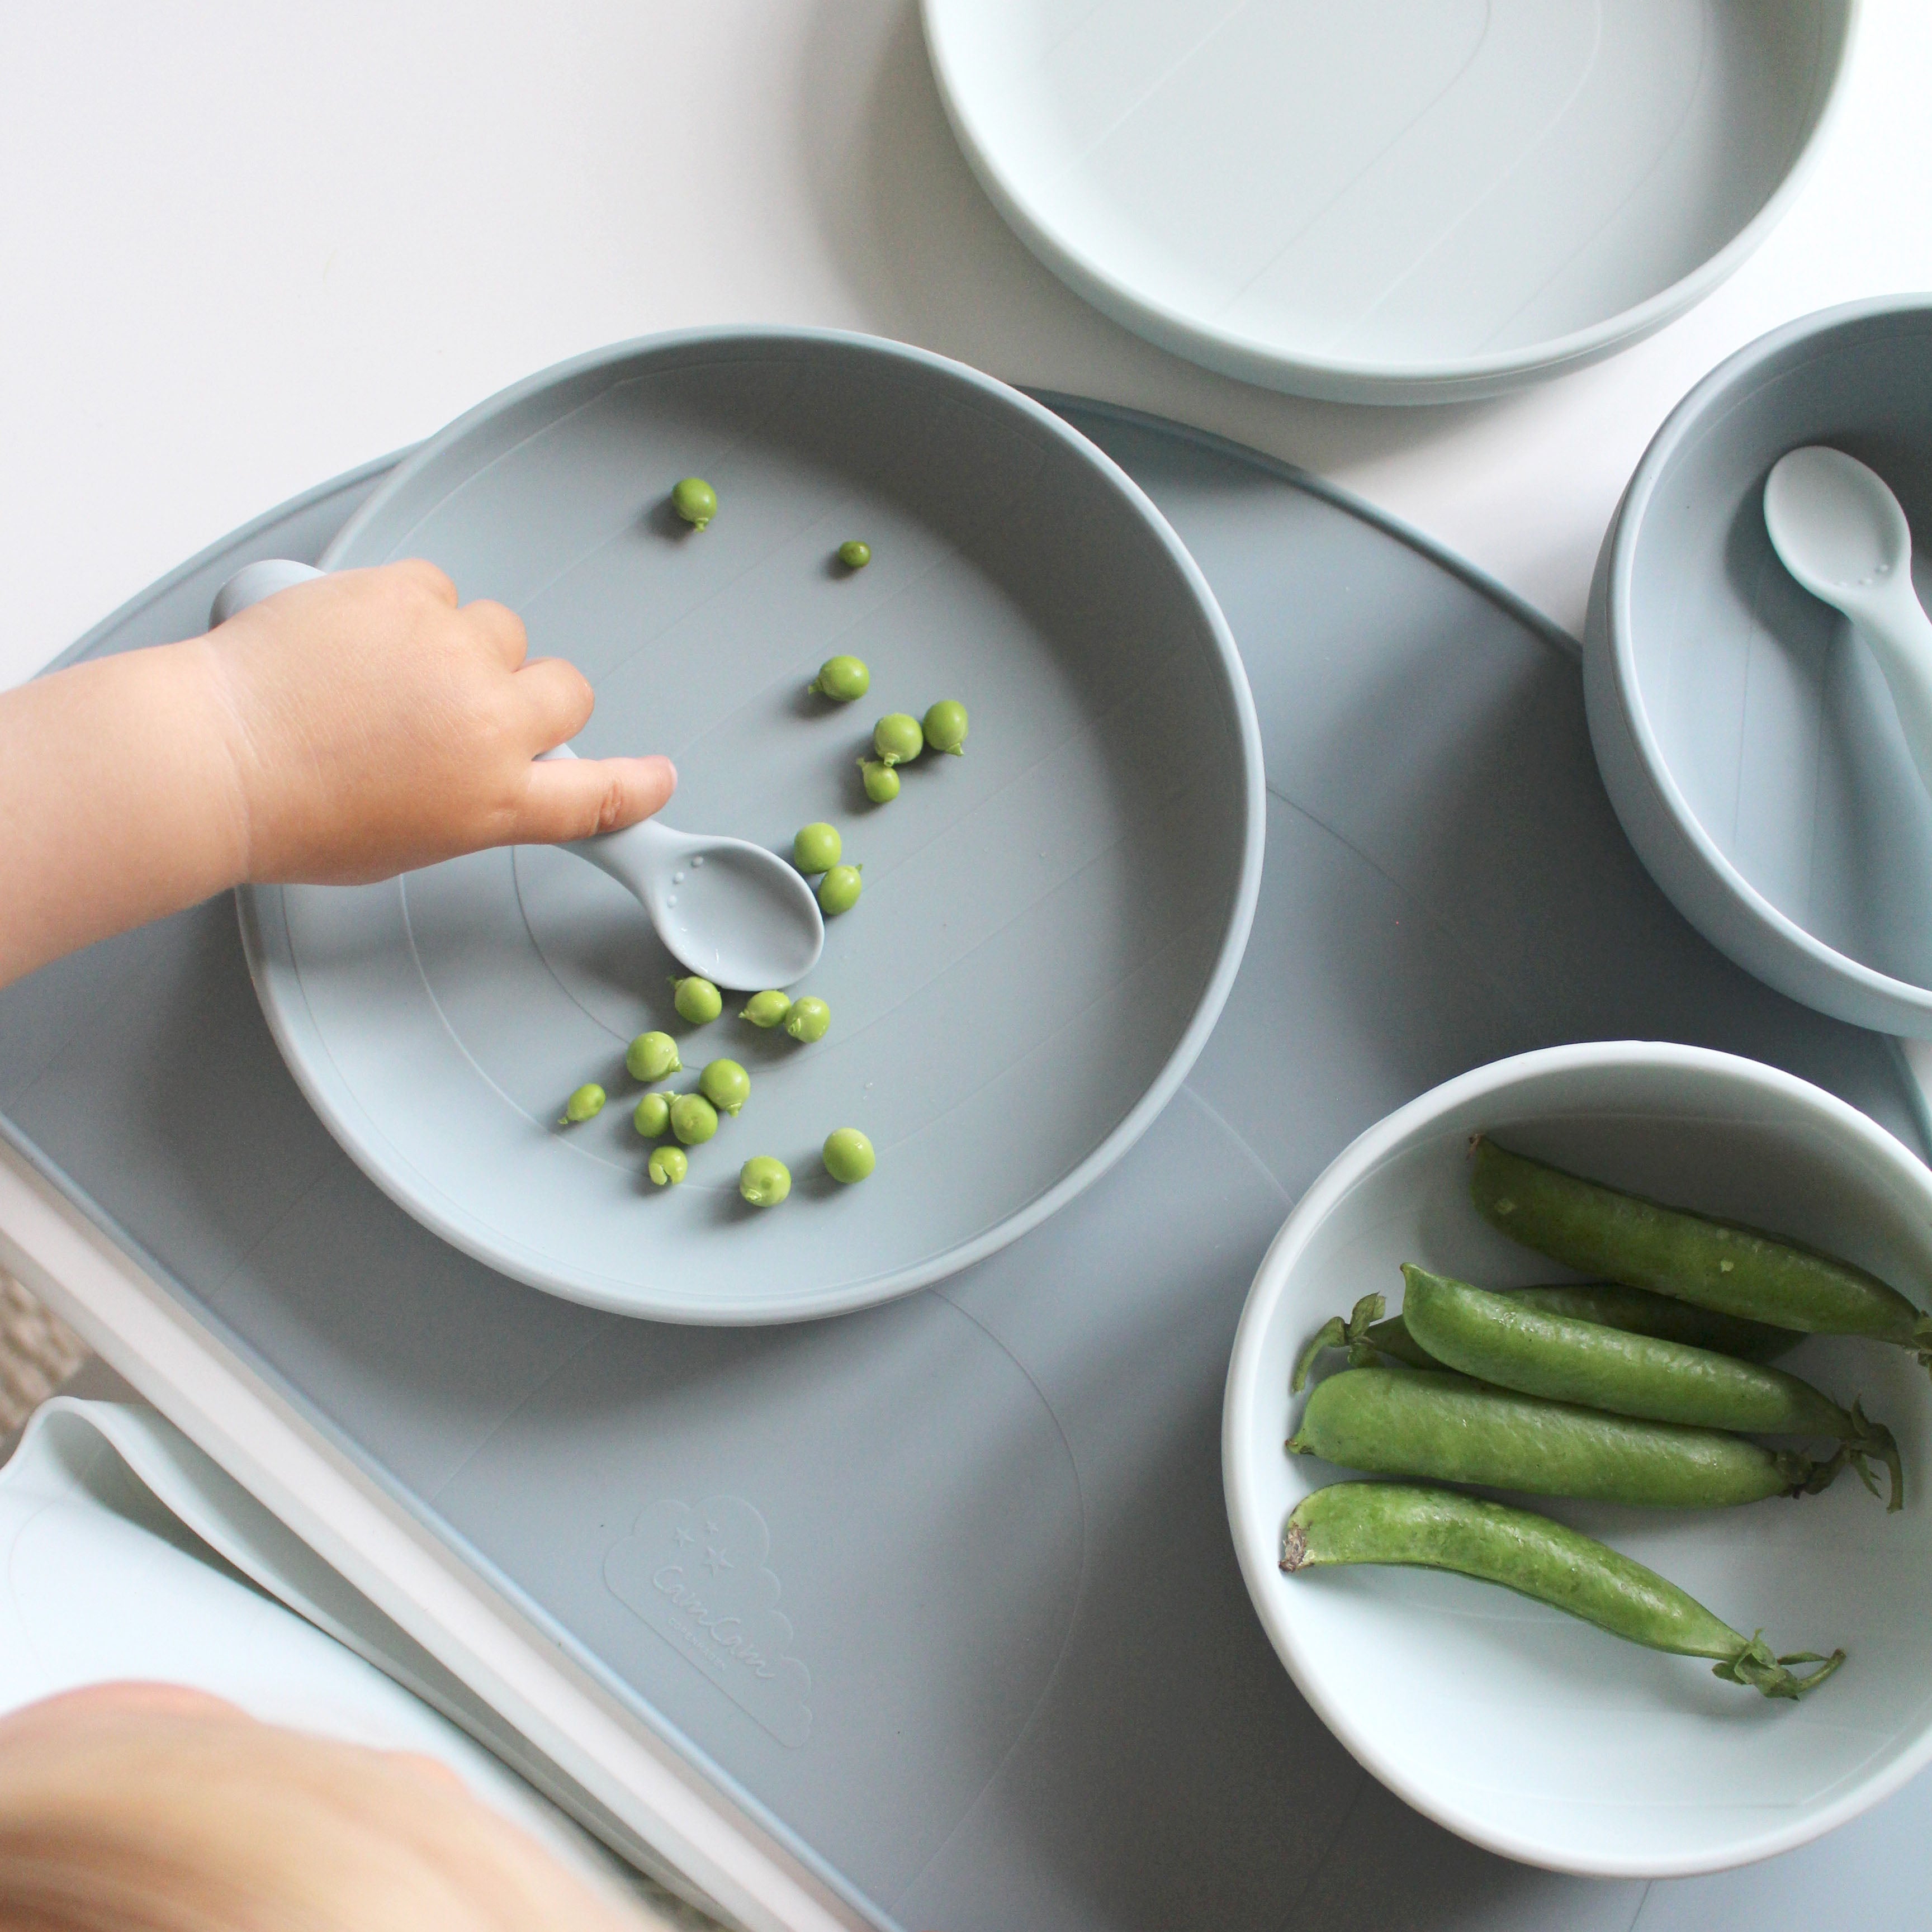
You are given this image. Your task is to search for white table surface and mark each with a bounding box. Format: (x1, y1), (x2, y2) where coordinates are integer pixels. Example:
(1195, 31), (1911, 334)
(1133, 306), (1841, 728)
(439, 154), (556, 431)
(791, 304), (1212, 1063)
(4, 0), (1931, 691)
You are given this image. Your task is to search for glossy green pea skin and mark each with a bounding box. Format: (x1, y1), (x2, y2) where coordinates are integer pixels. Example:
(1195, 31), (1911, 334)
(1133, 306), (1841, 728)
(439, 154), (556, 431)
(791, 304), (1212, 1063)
(672, 976), (723, 1025)
(632, 1092), (671, 1139)
(741, 991), (792, 1029)
(872, 714), (924, 766)
(648, 1144), (689, 1187)
(670, 477), (717, 530)
(837, 540), (871, 570)
(561, 1082), (606, 1125)
(699, 1059), (751, 1117)
(822, 1128), (875, 1184)
(784, 996), (830, 1043)
(1400, 1267), (1901, 1510)
(792, 822), (841, 874)
(817, 865), (862, 916)
(739, 1156), (792, 1207)
(1289, 1367), (1832, 1507)
(922, 699), (968, 755)
(1471, 1138), (1932, 1364)
(669, 1093), (719, 1147)
(811, 655), (870, 702)
(626, 1031), (682, 1081)
(1282, 1483), (1843, 1701)
(859, 758), (900, 804)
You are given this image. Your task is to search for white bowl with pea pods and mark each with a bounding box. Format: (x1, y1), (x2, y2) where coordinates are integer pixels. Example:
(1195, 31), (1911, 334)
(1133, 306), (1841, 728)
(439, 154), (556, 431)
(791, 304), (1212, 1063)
(1223, 1040), (1932, 1878)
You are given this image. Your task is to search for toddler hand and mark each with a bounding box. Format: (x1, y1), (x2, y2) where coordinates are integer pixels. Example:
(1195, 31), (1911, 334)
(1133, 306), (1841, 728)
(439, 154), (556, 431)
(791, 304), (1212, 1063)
(203, 560), (675, 883)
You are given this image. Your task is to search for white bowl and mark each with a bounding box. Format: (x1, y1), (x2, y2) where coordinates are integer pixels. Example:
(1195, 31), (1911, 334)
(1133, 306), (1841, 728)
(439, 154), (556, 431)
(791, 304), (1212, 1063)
(1223, 1041), (1932, 1877)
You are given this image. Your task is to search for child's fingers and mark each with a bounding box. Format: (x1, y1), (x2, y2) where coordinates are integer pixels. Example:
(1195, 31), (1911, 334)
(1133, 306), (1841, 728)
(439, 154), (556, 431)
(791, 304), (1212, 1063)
(383, 558), (460, 606)
(514, 753), (677, 844)
(510, 656), (596, 749)
(462, 598), (529, 670)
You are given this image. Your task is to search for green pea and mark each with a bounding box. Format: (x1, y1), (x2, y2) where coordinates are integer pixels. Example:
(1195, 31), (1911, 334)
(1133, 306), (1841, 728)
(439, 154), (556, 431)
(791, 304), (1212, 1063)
(1289, 1366), (1835, 1507)
(669, 1092), (719, 1147)
(859, 758), (900, 804)
(648, 1144), (689, 1187)
(872, 713), (924, 766)
(1471, 1137), (1932, 1370)
(670, 477), (717, 531)
(632, 1092), (671, 1139)
(672, 976), (723, 1025)
(817, 865), (862, 916)
(739, 1156), (792, 1207)
(1398, 1267), (1901, 1509)
(626, 1031), (682, 1081)
(741, 991), (792, 1029)
(837, 540), (871, 570)
(1282, 1483), (1844, 1701)
(784, 996), (830, 1043)
(811, 655), (870, 702)
(699, 1058), (750, 1116)
(792, 822), (841, 874)
(560, 1082), (606, 1125)
(822, 1128), (874, 1184)
(922, 699), (968, 756)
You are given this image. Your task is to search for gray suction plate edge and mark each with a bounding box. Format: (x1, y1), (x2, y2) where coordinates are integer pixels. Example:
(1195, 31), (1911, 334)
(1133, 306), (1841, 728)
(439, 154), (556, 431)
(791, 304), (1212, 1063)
(1588, 295), (1932, 1034)
(237, 329), (1270, 1324)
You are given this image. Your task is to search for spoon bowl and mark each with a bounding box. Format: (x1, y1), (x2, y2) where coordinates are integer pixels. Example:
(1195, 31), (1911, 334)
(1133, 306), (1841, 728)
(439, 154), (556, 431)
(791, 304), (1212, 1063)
(212, 562), (824, 989)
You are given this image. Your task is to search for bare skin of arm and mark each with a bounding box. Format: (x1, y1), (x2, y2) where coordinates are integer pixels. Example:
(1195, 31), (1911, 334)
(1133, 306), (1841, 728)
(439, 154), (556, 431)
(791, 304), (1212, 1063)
(0, 560), (675, 988)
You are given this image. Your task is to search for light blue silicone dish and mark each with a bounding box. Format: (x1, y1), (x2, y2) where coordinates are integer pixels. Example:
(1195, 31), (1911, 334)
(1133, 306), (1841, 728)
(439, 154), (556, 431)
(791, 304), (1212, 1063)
(923, 0), (1858, 403)
(1585, 298), (1932, 1036)
(238, 329), (1264, 1323)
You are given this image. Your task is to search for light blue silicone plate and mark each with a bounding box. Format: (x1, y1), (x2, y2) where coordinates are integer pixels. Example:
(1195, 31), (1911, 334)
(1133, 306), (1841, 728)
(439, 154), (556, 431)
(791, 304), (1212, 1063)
(239, 329), (1263, 1323)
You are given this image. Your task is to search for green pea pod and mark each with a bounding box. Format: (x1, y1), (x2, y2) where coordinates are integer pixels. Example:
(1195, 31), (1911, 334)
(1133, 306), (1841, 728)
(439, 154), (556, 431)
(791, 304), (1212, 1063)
(1290, 1282), (1801, 1391)
(1471, 1138), (1932, 1374)
(1289, 1367), (1836, 1506)
(1280, 1482), (1844, 1700)
(1400, 1266), (1903, 1510)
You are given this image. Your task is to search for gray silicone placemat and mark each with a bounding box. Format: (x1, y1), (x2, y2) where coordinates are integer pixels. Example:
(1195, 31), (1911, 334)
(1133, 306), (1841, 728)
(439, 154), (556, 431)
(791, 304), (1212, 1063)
(5, 404), (1932, 1931)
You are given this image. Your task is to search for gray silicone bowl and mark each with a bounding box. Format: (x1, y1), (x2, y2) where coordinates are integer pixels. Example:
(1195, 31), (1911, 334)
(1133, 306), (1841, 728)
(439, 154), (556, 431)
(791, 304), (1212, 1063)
(1585, 297), (1932, 1035)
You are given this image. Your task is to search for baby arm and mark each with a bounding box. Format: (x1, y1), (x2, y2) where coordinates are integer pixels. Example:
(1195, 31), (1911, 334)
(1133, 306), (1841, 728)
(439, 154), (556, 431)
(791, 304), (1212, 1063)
(0, 561), (675, 988)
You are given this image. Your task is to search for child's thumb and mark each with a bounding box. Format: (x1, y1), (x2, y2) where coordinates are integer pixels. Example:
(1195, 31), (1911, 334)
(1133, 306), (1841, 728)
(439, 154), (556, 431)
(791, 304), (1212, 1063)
(514, 754), (676, 845)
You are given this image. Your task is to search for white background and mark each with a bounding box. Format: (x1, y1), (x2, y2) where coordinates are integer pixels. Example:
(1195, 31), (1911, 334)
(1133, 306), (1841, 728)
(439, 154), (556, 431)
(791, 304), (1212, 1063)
(3, 0), (1930, 689)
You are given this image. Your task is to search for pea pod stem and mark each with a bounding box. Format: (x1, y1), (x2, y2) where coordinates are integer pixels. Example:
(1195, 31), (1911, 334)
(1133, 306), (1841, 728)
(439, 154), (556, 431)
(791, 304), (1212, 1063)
(1471, 1138), (1932, 1376)
(1290, 1366), (1838, 1507)
(1280, 1482), (1844, 1700)
(1398, 1266), (1903, 1511)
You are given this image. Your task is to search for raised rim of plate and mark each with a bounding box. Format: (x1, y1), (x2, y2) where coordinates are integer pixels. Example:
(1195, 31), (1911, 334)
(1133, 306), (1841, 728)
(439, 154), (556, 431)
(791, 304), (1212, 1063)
(921, 0), (1861, 405)
(238, 325), (1266, 1323)
(1221, 1038), (1932, 1877)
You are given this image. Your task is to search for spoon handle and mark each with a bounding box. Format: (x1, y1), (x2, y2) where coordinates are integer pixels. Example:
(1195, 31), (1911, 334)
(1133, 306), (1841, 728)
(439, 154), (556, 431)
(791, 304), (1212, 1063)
(1853, 589), (1932, 798)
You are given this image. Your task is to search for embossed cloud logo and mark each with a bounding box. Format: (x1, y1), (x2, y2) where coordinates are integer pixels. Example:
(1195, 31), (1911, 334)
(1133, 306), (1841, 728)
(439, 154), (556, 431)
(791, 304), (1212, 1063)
(604, 1496), (812, 1748)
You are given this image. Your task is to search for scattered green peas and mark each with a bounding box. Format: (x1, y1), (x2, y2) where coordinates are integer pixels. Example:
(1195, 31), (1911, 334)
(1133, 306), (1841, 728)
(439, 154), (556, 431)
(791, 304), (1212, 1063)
(670, 477), (717, 531)
(873, 713), (924, 766)
(792, 822), (841, 874)
(626, 1031), (682, 1081)
(785, 995), (830, 1043)
(739, 1156), (792, 1207)
(672, 976), (723, 1025)
(632, 1092), (671, 1139)
(837, 540), (871, 570)
(922, 699), (968, 756)
(859, 758), (900, 804)
(669, 1092), (719, 1146)
(648, 1144), (689, 1187)
(817, 864), (863, 916)
(811, 655), (870, 702)
(1282, 1483), (1844, 1701)
(560, 1082), (606, 1125)
(741, 991), (792, 1029)
(699, 1058), (751, 1116)
(822, 1128), (875, 1184)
